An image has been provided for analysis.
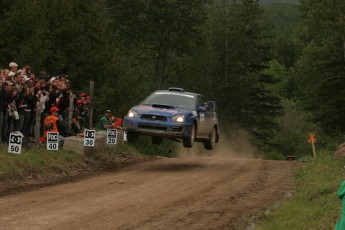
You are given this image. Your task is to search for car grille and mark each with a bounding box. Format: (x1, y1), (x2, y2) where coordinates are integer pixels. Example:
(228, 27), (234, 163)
(141, 114), (167, 122)
(138, 124), (167, 131)
(171, 126), (183, 132)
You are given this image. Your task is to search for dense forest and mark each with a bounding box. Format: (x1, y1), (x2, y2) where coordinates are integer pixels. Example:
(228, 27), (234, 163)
(0, 0), (344, 158)
(260, 0), (299, 4)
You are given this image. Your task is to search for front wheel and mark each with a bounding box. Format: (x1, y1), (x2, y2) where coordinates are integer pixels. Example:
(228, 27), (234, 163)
(204, 127), (216, 150)
(183, 124), (195, 148)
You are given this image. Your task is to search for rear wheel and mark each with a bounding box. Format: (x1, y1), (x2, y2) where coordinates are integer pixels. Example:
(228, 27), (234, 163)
(204, 127), (216, 150)
(126, 131), (139, 143)
(183, 124), (195, 148)
(152, 136), (163, 145)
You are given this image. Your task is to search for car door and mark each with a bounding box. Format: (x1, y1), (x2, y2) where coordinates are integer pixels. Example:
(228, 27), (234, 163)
(197, 96), (212, 138)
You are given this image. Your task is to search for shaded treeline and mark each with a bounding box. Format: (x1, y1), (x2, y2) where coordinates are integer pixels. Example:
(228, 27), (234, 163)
(1, 0), (343, 156)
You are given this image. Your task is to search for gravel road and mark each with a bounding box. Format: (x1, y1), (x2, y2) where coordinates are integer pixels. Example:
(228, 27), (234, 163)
(0, 156), (299, 230)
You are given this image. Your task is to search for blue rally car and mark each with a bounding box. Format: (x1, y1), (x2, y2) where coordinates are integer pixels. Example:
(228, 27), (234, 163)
(123, 87), (219, 150)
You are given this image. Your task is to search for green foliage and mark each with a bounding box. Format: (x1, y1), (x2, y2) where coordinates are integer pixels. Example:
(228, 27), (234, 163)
(262, 3), (300, 38)
(266, 99), (318, 159)
(262, 3), (301, 67)
(257, 150), (345, 229)
(293, 0), (345, 134)
(0, 0), (118, 89)
(264, 99), (345, 160)
(108, 0), (205, 89)
(0, 143), (145, 181)
(260, 0), (300, 3)
(190, 0), (284, 149)
(0, 147), (84, 180)
(0, 0), (321, 156)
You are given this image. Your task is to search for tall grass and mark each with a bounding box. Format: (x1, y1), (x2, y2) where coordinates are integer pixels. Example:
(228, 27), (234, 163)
(0, 143), (142, 182)
(257, 150), (345, 230)
(0, 146), (85, 180)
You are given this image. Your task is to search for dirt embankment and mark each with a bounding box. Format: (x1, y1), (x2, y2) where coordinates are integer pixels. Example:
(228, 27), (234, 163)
(0, 153), (157, 197)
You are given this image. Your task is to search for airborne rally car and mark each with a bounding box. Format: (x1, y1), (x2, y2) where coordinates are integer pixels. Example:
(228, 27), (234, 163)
(123, 87), (219, 150)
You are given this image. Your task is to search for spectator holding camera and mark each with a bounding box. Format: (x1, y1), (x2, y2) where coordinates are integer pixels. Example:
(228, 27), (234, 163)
(15, 86), (28, 132)
(22, 86), (37, 138)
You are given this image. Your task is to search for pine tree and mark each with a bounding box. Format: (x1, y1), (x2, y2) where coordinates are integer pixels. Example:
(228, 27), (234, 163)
(294, 0), (345, 133)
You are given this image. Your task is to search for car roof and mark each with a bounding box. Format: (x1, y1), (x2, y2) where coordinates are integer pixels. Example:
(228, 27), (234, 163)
(153, 89), (200, 97)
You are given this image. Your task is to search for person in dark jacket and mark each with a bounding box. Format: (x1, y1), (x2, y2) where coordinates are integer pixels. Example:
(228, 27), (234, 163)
(66, 114), (83, 137)
(2, 81), (15, 142)
(0, 80), (4, 141)
(15, 87), (28, 132)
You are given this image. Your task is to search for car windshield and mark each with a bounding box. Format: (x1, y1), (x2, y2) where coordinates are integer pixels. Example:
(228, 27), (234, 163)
(142, 92), (196, 110)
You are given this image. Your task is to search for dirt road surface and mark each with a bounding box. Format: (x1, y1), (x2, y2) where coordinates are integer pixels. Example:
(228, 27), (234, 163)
(0, 157), (299, 230)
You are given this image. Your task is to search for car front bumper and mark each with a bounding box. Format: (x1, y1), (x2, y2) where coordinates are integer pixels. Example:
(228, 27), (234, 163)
(123, 117), (193, 138)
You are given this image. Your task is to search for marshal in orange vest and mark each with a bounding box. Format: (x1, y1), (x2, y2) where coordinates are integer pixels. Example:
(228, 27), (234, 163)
(44, 115), (59, 138)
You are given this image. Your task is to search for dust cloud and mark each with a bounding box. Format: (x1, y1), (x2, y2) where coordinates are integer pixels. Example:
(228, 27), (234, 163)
(176, 126), (259, 159)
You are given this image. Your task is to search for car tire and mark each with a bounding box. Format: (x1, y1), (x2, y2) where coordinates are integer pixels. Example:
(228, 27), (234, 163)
(152, 136), (163, 145)
(127, 131), (139, 143)
(183, 124), (196, 148)
(204, 127), (216, 150)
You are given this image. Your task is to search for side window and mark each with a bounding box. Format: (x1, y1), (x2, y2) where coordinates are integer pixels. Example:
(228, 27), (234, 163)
(198, 96), (210, 111)
(197, 96), (203, 107)
(204, 101), (210, 111)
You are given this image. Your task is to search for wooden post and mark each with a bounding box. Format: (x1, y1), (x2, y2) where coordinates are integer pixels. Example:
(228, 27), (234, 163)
(311, 136), (316, 158)
(89, 80), (94, 129)
(308, 133), (317, 158)
(68, 93), (76, 131)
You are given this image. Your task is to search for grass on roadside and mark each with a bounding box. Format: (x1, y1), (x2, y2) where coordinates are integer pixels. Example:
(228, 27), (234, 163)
(0, 143), (141, 182)
(256, 150), (345, 230)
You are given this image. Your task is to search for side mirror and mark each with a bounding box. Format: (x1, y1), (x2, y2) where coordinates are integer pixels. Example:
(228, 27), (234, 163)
(198, 106), (207, 112)
(208, 101), (216, 111)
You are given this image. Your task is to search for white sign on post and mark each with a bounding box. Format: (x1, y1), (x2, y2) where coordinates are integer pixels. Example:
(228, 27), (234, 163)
(8, 132), (23, 154)
(84, 130), (96, 147)
(47, 132), (59, 150)
(107, 129), (117, 144)
(123, 131), (127, 142)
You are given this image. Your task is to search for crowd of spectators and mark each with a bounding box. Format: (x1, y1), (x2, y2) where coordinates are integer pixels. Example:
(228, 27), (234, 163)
(0, 61), (90, 145)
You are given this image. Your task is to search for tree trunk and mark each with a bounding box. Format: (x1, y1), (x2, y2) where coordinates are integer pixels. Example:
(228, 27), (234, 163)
(89, 80), (94, 129)
(154, 39), (169, 90)
(225, 38), (228, 83)
(343, 35), (345, 61)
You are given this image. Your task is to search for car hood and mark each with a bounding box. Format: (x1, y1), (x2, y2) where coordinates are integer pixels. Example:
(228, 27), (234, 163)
(132, 105), (191, 117)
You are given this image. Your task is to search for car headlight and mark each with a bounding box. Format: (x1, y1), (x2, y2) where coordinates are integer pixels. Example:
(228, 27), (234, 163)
(127, 110), (138, 118)
(171, 115), (185, 123)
